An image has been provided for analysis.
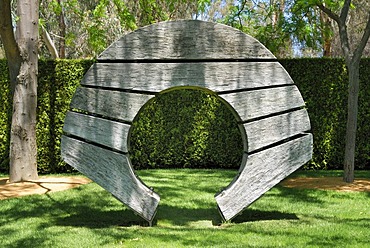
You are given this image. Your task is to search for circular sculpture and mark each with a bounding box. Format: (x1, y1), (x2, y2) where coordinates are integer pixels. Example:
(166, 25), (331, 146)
(61, 20), (312, 224)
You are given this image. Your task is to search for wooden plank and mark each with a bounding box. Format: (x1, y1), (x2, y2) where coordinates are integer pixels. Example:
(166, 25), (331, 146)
(99, 20), (275, 60)
(63, 111), (131, 153)
(245, 109), (311, 152)
(220, 85), (305, 122)
(61, 135), (160, 223)
(70, 87), (154, 123)
(70, 86), (304, 125)
(81, 62), (293, 93)
(215, 134), (313, 221)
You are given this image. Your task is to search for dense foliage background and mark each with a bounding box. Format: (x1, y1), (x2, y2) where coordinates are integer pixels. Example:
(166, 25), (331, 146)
(0, 59), (94, 173)
(281, 58), (370, 169)
(129, 88), (244, 169)
(0, 58), (369, 173)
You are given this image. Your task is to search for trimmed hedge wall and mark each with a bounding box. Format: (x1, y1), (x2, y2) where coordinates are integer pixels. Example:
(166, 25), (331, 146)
(0, 58), (369, 173)
(280, 58), (370, 169)
(0, 61), (11, 170)
(129, 88), (243, 169)
(0, 59), (94, 173)
(36, 60), (94, 173)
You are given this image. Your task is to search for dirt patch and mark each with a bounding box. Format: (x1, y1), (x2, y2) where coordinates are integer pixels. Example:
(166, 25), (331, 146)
(281, 177), (370, 192)
(0, 176), (91, 200)
(1, 176), (369, 200)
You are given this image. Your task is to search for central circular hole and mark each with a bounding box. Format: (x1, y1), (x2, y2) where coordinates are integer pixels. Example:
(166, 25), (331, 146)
(129, 88), (244, 170)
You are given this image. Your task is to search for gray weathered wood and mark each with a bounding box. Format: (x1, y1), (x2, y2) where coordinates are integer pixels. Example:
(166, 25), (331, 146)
(221, 85), (305, 122)
(61, 135), (160, 223)
(62, 20), (313, 223)
(70, 86), (304, 124)
(81, 62), (294, 93)
(99, 20), (275, 60)
(70, 87), (154, 123)
(215, 134), (313, 221)
(63, 111), (131, 153)
(245, 109), (311, 152)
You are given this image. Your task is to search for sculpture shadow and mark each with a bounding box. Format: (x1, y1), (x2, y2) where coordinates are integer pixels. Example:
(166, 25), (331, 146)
(231, 209), (299, 223)
(54, 199), (298, 228)
(56, 208), (149, 228)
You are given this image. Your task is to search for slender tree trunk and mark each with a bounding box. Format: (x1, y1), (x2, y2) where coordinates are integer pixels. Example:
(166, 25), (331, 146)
(0, 0), (22, 173)
(0, 0), (21, 95)
(343, 61), (360, 183)
(41, 25), (59, 59)
(58, 0), (66, 58)
(320, 11), (333, 57)
(9, 0), (39, 182)
(317, 1), (370, 183)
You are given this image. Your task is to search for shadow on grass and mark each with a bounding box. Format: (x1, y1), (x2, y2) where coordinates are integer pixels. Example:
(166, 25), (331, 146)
(232, 209), (299, 223)
(272, 185), (327, 204)
(57, 208), (150, 227)
(55, 201), (298, 228)
(2, 170), (370, 248)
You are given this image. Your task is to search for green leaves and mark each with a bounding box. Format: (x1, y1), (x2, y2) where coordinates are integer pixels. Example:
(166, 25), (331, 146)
(35, 59), (94, 173)
(113, 0), (137, 30)
(281, 58), (370, 169)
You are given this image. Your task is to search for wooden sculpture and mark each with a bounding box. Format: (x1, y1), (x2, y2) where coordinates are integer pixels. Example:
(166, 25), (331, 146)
(61, 20), (313, 225)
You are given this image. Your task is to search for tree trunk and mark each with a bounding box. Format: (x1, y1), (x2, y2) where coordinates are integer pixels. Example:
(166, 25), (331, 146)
(317, 2), (370, 183)
(0, 0), (21, 95)
(320, 11), (333, 57)
(41, 25), (59, 59)
(343, 61), (360, 183)
(58, 0), (66, 58)
(9, 0), (39, 182)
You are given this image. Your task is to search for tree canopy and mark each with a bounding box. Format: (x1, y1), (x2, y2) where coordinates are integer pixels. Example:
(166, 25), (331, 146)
(1, 0), (369, 59)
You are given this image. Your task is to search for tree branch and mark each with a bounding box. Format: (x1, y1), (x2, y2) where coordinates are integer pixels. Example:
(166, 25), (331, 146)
(353, 12), (370, 62)
(236, 0), (247, 28)
(317, 4), (340, 24)
(317, 2), (353, 63)
(0, 0), (21, 94)
(0, 1), (19, 58)
(340, 0), (351, 22)
(41, 25), (59, 59)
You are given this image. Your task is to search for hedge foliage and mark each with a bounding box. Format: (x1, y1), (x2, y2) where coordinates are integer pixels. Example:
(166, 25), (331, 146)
(0, 59), (94, 173)
(280, 58), (370, 169)
(0, 61), (11, 170)
(0, 58), (369, 173)
(129, 88), (243, 169)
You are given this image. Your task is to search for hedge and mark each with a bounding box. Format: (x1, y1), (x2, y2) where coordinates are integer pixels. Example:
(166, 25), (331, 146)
(0, 59), (94, 173)
(280, 58), (370, 169)
(129, 87), (243, 169)
(0, 58), (369, 173)
(0, 61), (11, 170)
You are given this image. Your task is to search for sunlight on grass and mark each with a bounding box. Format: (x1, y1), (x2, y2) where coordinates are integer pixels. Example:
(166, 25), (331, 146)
(0, 169), (369, 247)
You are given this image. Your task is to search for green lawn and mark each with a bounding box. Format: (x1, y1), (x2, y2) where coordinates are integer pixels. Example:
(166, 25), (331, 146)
(0, 169), (369, 247)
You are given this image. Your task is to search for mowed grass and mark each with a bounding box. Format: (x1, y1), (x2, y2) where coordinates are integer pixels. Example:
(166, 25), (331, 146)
(0, 169), (369, 247)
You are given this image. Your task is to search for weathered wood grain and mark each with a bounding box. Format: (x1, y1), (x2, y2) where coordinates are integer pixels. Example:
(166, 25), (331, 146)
(70, 87), (154, 123)
(215, 134), (313, 221)
(81, 62), (293, 93)
(61, 135), (160, 223)
(70, 86), (304, 124)
(220, 85), (305, 122)
(99, 20), (275, 60)
(245, 109), (311, 152)
(63, 111), (131, 153)
(62, 20), (313, 223)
